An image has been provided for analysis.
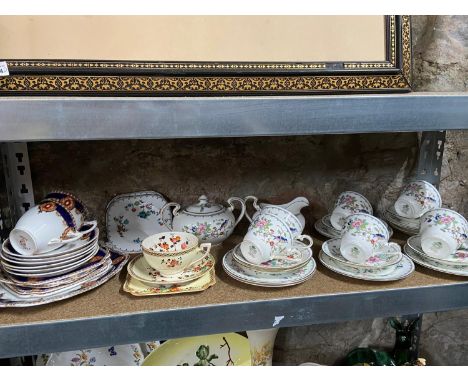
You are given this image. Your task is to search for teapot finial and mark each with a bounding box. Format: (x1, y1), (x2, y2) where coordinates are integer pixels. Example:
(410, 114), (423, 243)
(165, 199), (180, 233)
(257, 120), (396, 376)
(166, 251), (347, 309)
(198, 195), (209, 205)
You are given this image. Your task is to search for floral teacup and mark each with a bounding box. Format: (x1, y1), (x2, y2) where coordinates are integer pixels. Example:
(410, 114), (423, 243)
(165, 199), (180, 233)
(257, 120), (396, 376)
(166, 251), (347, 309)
(420, 208), (468, 259)
(330, 191), (373, 231)
(141, 232), (211, 276)
(394, 180), (441, 219)
(240, 212), (312, 265)
(340, 213), (399, 264)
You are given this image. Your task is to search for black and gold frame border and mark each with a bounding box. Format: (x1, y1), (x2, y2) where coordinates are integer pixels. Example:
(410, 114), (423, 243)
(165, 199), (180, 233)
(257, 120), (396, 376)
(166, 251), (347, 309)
(0, 16), (412, 95)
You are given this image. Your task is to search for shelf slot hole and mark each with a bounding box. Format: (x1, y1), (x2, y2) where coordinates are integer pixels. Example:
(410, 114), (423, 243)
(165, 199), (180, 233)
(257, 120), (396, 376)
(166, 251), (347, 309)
(15, 152), (24, 163)
(20, 184), (29, 194)
(22, 202), (31, 212)
(16, 165), (25, 176)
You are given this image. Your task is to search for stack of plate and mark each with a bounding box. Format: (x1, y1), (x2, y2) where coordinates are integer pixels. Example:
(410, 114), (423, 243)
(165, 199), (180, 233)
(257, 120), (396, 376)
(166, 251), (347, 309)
(383, 205), (420, 235)
(315, 214), (394, 239)
(0, 228), (128, 307)
(124, 252), (216, 296)
(404, 235), (468, 277)
(222, 242), (316, 287)
(319, 238), (414, 281)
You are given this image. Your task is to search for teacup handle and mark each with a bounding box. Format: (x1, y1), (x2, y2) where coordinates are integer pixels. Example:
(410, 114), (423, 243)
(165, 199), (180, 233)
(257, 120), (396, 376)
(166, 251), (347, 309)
(186, 243), (212, 269)
(227, 197), (246, 228)
(159, 202), (181, 230)
(48, 220), (97, 245)
(244, 195), (261, 223)
(294, 234), (313, 249)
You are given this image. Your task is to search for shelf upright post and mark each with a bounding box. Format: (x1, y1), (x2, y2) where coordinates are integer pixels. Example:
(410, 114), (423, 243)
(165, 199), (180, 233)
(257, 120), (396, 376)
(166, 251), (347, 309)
(416, 131), (446, 188)
(0, 143), (35, 234)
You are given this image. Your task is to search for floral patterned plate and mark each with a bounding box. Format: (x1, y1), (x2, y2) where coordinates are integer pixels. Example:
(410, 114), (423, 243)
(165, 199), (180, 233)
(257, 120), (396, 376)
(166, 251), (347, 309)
(124, 268), (216, 296)
(404, 244), (468, 276)
(322, 238), (402, 270)
(318, 250), (414, 282)
(232, 243), (312, 272)
(314, 218), (339, 239)
(223, 249), (316, 287)
(142, 333), (250, 366)
(0, 249), (128, 307)
(383, 210), (420, 236)
(106, 191), (172, 254)
(127, 253), (215, 285)
(37, 342), (160, 366)
(407, 236), (468, 266)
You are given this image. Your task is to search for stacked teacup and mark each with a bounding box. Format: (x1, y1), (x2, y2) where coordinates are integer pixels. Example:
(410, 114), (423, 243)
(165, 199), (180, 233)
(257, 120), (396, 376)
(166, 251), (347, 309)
(0, 191), (122, 306)
(404, 208), (468, 276)
(222, 196), (317, 287)
(125, 231), (216, 294)
(319, 212), (412, 281)
(315, 191), (393, 239)
(385, 180), (442, 235)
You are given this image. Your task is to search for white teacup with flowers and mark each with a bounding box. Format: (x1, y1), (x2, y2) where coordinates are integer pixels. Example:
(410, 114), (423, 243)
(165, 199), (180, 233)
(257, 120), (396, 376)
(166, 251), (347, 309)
(340, 213), (400, 264)
(330, 191), (373, 231)
(420, 208), (468, 259)
(394, 180), (441, 219)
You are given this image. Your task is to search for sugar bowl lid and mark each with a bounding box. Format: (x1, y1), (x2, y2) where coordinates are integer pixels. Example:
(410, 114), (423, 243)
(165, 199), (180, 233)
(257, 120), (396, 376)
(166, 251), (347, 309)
(184, 195), (224, 215)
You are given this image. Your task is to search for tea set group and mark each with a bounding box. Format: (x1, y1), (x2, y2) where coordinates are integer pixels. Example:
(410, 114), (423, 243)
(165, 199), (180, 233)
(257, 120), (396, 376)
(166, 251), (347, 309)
(0, 179), (466, 307)
(0, 192), (127, 307)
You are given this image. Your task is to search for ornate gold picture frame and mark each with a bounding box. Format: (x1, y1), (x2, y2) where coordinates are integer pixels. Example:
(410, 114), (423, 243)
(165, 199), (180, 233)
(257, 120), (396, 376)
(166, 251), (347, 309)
(0, 15), (411, 95)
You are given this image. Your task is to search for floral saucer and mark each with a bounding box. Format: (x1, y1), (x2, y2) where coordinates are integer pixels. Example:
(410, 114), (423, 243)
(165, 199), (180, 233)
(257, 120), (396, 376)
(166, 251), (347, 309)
(321, 238), (402, 270)
(142, 333), (251, 366)
(106, 191), (172, 254)
(232, 243), (312, 272)
(124, 268), (216, 296)
(407, 236), (468, 266)
(1, 228), (99, 260)
(404, 244), (468, 277)
(223, 249), (316, 287)
(127, 253), (215, 285)
(316, 214), (393, 239)
(318, 251), (414, 282)
(383, 206), (420, 235)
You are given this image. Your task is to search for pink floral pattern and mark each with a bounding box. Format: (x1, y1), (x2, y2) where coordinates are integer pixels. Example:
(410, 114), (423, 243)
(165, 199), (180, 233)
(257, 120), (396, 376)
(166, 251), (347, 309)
(422, 209), (468, 246)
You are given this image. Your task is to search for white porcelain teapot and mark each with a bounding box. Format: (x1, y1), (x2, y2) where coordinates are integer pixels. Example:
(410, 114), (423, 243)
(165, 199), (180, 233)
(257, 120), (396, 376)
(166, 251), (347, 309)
(160, 195), (246, 245)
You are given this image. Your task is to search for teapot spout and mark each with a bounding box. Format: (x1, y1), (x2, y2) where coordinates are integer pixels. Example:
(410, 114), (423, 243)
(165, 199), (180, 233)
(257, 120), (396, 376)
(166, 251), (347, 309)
(282, 196), (309, 215)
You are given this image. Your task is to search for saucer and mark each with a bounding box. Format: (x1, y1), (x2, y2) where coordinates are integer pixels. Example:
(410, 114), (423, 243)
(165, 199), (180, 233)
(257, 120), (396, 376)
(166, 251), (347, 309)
(232, 243), (312, 272)
(319, 251), (414, 281)
(407, 235), (468, 266)
(124, 268), (216, 296)
(2, 228), (99, 260)
(383, 206), (420, 235)
(127, 253), (215, 285)
(404, 244), (468, 277)
(322, 238), (402, 269)
(223, 249), (316, 287)
(106, 191), (172, 254)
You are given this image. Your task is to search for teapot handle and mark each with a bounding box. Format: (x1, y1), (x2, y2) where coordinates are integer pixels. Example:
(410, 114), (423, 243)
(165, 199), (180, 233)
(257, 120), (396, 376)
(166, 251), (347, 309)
(159, 202), (181, 230)
(244, 195), (261, 223)
(227, 197), (246, 228)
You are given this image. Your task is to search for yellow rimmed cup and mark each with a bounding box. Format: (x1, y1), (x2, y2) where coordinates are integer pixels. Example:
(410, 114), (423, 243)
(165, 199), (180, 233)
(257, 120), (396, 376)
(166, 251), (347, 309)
(141, 232), (211, 276)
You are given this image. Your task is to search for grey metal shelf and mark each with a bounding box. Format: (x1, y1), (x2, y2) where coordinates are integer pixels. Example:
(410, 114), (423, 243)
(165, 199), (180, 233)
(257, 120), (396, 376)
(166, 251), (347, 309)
(0, 92), (467, 359)
(0, 93), (467, 142)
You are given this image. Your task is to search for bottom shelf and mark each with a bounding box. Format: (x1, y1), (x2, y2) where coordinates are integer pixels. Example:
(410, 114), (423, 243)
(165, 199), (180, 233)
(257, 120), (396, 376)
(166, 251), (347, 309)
(0, 235), (467, 358)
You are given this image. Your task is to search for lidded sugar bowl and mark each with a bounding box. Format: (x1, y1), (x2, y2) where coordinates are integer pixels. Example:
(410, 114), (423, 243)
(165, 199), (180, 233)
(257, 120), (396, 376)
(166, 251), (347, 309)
(160, 195), (246, 245)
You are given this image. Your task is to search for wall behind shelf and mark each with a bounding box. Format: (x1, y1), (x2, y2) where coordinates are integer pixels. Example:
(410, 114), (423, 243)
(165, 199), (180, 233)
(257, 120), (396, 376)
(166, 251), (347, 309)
(25, 15), (467, 365)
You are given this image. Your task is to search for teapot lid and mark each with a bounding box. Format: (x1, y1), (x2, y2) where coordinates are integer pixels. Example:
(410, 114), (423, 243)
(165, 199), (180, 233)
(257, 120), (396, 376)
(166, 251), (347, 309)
(184, 195), (224, 215)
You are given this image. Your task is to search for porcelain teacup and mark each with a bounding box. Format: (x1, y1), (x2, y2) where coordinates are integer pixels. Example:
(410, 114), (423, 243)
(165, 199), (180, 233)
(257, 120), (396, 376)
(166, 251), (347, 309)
(240, 212), (312, 265)
(394, 180), (441, 219)
(9, 200), (97, 256)
(41, 190), (90, 228)
(330, 191), (373, 231)
(420, 208), (468, 259)
(141, 231), (211, 276)
(340, 213), (399, 264)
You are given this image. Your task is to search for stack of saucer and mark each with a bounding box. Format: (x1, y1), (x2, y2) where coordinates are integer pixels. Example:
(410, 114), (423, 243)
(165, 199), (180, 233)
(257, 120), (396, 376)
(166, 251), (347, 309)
(404, 208), (468, 277)
(222, 242), (316, 287)
(315, 191), (393, 239)
(0, 192), (129, 307)
(124, 232), (216, 296)
(384, 180), (441, 235)
(319, 213), (414, 281)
